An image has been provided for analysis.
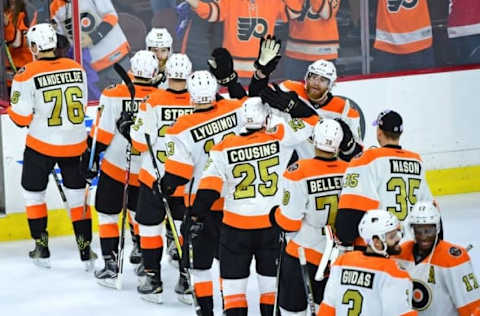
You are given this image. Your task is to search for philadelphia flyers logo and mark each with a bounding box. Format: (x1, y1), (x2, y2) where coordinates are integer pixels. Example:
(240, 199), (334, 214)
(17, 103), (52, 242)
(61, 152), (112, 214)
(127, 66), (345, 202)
(387, 0), (419, 13)
(237, 17), (268, 41)
(64, 12), (97, 37)
(412, 279), (432, 311)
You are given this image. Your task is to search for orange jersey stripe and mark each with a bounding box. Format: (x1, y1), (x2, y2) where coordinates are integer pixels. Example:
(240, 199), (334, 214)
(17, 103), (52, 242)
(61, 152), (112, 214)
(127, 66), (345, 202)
(13, 58), (83, 82)
(318, 302), (336, 316)
(26, 134), (87, 157)
(286, 240), (323, 266)
(223, 210), (271, 229)
(275, 207), (302, 232)
(198, 176), (223, 193)
(131, 139), (148, 153)
(138, 168), (155, 188)
(165, 159), (194, 180)
(336, 251), (410, 279)
(458, 300), (480, 316)
(338, 194), (379, 210)
(93, 127), (114, 146)
(90, 41), (130, 72)
(100, 159), (140, 186)
(260, 292), (275, 305)
(8, 107), (33, 126)
(349, 147), (421, 168)
(396, 240), (471, 268)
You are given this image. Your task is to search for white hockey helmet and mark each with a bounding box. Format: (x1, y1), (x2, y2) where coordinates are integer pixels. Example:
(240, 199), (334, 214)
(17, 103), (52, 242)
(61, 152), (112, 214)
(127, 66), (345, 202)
(27, 23), (57, 51)
(408, 201), (441, 235)
(242, 97), (270, 130)
(312, 119), (343, 153)
(130, 50), (160, 79)
(187, 71), (218, 104)
(146, 28), (173, 49)
(165, 53), (192, 80)
(359, 210), (401, 257)
(305, 59), (337, 91)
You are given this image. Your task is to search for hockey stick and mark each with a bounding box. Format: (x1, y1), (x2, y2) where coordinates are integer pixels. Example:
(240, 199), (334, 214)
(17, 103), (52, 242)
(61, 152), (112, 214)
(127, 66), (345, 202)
(144, 132), (201, 314)
(273, 231), (285, 316)
(82, 106), (102, 218)
(298, 247), (316, 316)
(185, 177), (202, 316)
(3, 41), (17, 73)
(315, 225), (334, 281)
(113, 62), (135, 290)
(50, 166), (70, 211)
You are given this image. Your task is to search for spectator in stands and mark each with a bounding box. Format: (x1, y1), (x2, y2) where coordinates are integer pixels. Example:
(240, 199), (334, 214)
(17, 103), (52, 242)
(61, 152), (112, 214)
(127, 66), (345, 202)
(285, 0), (342, 81)
(372, 0), (435, 73)
(447, 0), (480, 65)
(180, 0), (304, 81)
(50, 0), (130, 91)
(3, 0), (33, 80)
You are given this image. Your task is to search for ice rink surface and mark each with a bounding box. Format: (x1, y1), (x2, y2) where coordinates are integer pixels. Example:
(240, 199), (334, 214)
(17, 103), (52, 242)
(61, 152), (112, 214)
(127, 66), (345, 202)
(1, 193), (479, 315)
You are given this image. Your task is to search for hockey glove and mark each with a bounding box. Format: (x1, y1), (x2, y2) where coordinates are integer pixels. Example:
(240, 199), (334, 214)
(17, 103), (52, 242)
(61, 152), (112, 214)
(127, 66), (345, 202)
(335, 118), (355, 153)
(189, 220), (204, 240)
(80, 148), (100, 184)
(260, 83), (307, 114)
(207, 47), (238, 86)
(116, 111), (134, 142)
(254, 35), (281, 76)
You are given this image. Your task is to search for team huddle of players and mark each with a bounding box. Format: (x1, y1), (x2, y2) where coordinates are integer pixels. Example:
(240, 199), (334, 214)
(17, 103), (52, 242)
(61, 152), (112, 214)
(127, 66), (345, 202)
(8, 22), (480, 316)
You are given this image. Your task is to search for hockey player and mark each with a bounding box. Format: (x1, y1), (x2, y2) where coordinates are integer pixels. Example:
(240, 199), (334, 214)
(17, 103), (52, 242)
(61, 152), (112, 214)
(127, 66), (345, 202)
(145, 27), (173, 89)
(50, 0), (130, 90)
(318, 209), (417, 316)
(191, 97), (314, 316)
(335, 110), (433, 250)
(160, 70), (246, 315)
(272, 119), (348, 315)
(8, 23), (95, 269)
(85, 50), (160, 288)
(129, 53), (194, 304)
(394, 201), (480, 315)
(252, 36), (362, 161)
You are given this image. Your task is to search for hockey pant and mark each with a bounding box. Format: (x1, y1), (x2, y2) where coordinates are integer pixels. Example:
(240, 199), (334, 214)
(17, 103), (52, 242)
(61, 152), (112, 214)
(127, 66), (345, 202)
(21, 147), (92, 257)
(95, 171), (139, 258)
(278, 251), (328, 315)
(220, 224), (280, 316)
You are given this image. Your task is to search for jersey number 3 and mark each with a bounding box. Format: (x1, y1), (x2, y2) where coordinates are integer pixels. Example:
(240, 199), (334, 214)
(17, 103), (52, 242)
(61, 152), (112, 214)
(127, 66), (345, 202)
(44, 87), (85, 126)
(342, 289), (363, 316)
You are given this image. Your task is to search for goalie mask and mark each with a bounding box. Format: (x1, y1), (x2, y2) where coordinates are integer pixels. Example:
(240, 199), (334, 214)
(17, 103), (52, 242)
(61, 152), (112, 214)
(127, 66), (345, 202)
(187, 71), (218, 105)
(130, 50), (160, 80)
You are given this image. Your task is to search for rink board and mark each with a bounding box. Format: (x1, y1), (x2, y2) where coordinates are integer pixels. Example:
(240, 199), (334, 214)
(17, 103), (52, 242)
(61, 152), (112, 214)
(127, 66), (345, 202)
(1, 69), (480, 241)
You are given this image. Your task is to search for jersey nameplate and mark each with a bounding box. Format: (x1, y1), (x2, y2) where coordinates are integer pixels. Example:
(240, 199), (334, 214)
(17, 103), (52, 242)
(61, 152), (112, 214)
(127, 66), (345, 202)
(122, 99), (141, 113)
(161, 107), (194, 121)
(390, 159), (421, 176)
(34, 70), (84, 89)
(307, 176), (343, 194)
(190, 113), (237, 142)
(227, 141), (279, 164)
(341, 269), (375, 289)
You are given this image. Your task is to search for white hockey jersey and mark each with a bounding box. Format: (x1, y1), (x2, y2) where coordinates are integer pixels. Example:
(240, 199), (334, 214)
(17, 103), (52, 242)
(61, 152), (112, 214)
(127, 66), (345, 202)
(8, 57), (88, 157)
(51, 0), (129, 72)
(275, 157), (348, 265)
(164, 98), (246, 207)
(131, 88), (193, 194)
(198, 120), (312, 229)
(395, 240), (480, 316)
(319, 251), (417, 316)
(338, 145), (433, 246)
(92, 83), (158, 186)
(278, 80), (362, 159)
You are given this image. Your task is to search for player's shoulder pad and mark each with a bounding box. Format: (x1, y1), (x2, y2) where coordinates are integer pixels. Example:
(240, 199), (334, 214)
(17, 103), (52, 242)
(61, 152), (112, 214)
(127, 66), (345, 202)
(101, 83), (124, 97)
(431, 240), (471, 267)
(283, 161), (305, 181)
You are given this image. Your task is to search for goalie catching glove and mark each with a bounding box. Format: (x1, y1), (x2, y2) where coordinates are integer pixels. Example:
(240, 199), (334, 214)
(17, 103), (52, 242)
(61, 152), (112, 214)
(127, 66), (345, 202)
(207, 47), (238, 86)
(254, 35), (281, 76)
